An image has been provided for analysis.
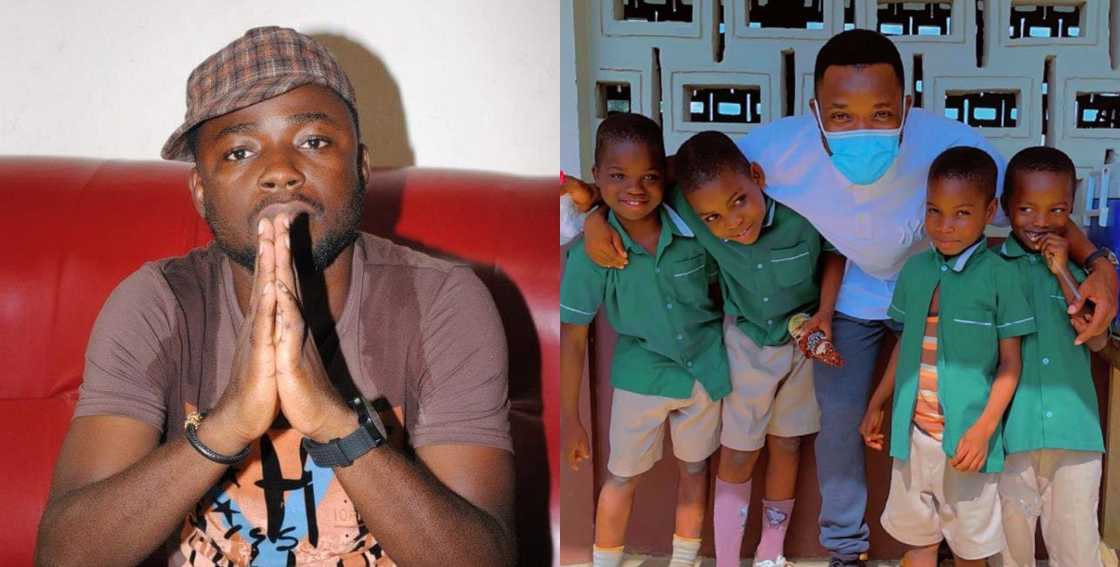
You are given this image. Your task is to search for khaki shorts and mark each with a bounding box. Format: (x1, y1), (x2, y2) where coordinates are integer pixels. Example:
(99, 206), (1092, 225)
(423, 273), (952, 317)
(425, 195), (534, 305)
(997, 449), (1103, 567)
(607, 380), (721, 477)
(720, 318), (820, 452)
(881, 427), (1004, 560)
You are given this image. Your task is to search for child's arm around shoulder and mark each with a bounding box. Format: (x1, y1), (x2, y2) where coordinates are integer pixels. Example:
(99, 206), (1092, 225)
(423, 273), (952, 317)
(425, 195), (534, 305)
(560, 175), (599, 248)
(560, 175), (628, 269)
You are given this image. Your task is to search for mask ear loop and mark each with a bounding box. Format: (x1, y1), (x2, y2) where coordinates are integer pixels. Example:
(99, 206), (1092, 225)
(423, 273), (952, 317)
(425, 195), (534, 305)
(811, 99), (837, 158)
(897, 97), (910, 143)
(811, 99), (829, 135)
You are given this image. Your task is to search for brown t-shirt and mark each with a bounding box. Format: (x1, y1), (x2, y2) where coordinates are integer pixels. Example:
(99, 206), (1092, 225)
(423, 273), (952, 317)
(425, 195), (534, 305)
(75, 232), (511, 566)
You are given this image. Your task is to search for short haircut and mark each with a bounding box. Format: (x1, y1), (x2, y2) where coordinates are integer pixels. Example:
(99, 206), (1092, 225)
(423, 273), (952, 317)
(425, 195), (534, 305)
(594, 112), (665, 168)
(928, 146), (998, 203)
(673, 131), (752, 194)
(1002, 146), (1077, 214)
(814, 29), (904, 97)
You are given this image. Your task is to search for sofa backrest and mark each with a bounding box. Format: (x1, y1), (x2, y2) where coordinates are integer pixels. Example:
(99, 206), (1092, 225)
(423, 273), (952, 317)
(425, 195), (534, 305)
(0, 157), (559, 565)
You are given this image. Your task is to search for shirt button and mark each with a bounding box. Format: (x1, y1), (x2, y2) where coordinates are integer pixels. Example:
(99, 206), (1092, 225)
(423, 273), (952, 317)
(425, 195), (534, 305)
(763, 297), (769, 302)
(1045, 411), (1054, 418)
(656, 268), (661, 274)
(686, 361), (693, 368)
(768, 320), (773, 325)
(940, 265), (948, 272)
(1042, 357), (1050, 365)
(666, 303), (673, 310)
(677, 334), (684, 341)
(757, 263), (763, 269)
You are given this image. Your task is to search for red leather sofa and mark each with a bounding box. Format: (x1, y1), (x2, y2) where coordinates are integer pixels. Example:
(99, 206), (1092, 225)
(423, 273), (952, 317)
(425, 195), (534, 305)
(0, 157), (559, 566)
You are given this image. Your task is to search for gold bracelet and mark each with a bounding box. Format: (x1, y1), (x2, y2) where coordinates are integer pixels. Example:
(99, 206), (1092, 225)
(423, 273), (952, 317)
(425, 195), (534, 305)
(184, 411), (204, 430)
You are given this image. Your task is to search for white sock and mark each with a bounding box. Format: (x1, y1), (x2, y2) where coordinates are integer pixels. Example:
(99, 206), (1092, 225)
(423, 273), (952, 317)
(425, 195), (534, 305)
(668, 534), (702, 567)
(592, 544), (624, 567)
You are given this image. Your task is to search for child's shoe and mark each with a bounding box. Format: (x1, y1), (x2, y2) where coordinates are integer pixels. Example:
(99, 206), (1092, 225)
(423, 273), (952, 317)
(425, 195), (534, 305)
(753, 556), (788, 567)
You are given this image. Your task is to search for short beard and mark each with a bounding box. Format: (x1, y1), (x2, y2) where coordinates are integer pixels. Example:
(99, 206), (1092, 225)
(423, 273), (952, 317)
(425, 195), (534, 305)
(204, 180), (366, 273)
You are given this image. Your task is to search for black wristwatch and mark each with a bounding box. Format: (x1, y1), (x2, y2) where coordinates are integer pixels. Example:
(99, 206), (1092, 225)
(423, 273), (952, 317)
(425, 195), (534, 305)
(302, 397), (388, 468)
(1084, 246), (1119, 273)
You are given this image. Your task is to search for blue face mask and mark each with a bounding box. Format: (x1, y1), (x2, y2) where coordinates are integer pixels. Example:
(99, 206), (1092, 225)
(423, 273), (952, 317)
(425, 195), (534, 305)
(813, 103), (907, 185)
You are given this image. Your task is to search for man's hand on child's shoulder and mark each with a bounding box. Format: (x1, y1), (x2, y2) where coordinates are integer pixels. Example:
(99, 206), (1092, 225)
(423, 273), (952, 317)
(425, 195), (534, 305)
(950, 422), (993, 472)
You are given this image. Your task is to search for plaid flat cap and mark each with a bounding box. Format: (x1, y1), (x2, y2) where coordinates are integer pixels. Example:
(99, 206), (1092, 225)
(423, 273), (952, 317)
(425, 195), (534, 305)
(161, 26), (356, 162)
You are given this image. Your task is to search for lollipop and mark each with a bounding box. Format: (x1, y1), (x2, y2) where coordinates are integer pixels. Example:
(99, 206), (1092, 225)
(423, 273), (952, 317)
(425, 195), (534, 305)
(788, 313), (845, 367)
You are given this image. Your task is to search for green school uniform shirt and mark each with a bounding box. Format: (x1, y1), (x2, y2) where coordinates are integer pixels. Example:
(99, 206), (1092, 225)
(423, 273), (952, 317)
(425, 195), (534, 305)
(560, 205), (729, 400)
(996, 236), (1104, 454)
(888, 240), (1036, 473)
(670, 190), (837, 347)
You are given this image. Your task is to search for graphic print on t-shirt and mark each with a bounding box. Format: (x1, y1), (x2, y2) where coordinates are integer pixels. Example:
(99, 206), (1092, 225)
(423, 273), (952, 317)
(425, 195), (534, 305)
(178, 402), (405, 566)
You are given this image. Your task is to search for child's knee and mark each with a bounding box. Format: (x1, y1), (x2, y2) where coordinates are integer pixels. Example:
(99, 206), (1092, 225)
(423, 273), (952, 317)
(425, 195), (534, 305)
(900, 543), (940, 566)
(721, 446), (759, 465)
(678, 458), (708, 476)
(603, 472), (640, 491)
(766, 434), (802, 454)
(717, 446), (760, 481)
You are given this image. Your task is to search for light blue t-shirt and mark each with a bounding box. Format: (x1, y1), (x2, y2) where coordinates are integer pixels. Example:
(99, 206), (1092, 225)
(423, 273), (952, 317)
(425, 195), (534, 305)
(736, 108), (1008, 320)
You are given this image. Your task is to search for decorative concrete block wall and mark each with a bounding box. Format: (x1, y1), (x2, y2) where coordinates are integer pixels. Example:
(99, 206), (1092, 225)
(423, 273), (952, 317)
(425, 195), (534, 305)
(572, 0), (1120, 214)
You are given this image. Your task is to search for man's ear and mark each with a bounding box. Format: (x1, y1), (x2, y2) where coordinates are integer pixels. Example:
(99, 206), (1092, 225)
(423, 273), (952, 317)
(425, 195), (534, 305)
(358, 143), (371, 188)
(188, 168), (206, 218)
(985, 195), (998, 224)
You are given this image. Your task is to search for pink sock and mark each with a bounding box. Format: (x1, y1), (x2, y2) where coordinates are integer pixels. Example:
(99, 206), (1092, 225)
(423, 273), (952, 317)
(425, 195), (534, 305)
(755, 498), (794, 561)
(713, 478), (752, 567)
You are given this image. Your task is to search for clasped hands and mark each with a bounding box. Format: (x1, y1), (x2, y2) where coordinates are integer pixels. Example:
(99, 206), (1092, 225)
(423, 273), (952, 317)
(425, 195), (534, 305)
(203, 214), (354, 454)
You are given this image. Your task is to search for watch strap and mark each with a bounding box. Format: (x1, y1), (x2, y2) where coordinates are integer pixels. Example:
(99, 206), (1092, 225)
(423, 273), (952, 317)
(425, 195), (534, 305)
(302, 399), (387, 468)
(1084, 246), (1118, 272)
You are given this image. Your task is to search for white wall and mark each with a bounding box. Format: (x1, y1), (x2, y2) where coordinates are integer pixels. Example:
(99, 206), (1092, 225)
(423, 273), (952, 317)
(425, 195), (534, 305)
(0, 1), (559, 177)
(561, 0), (581, 176)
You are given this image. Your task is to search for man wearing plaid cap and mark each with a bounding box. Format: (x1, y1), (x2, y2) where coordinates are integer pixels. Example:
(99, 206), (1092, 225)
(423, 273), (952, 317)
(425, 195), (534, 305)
(38, 27), (515, 566)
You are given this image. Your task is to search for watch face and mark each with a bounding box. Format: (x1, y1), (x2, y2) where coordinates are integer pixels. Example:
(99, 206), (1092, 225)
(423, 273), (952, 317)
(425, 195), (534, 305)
(353, 397), (388, 443)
